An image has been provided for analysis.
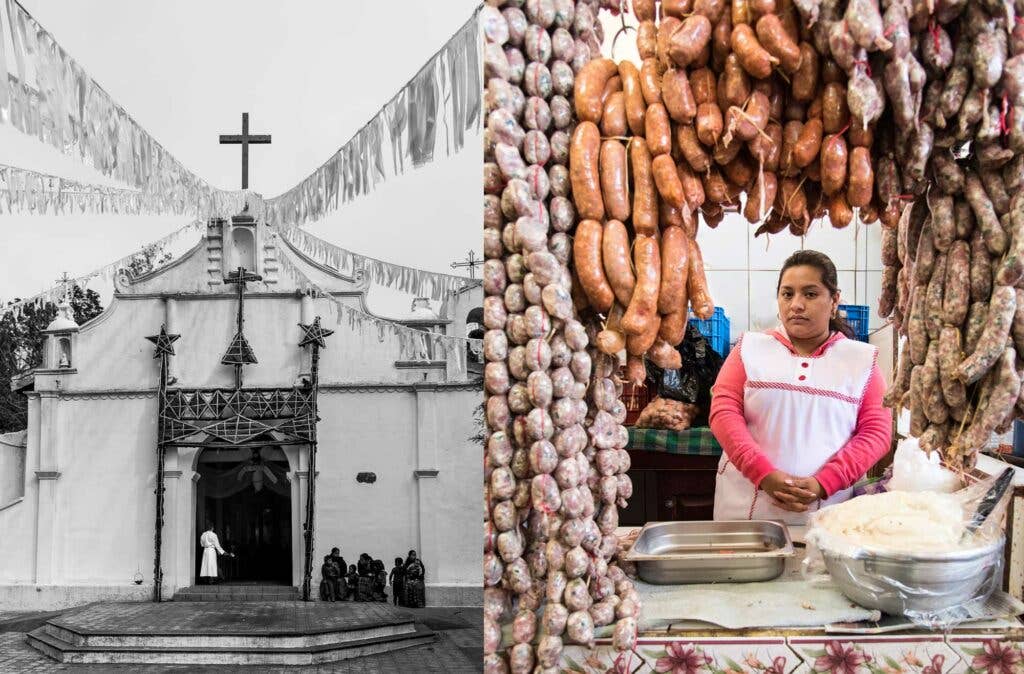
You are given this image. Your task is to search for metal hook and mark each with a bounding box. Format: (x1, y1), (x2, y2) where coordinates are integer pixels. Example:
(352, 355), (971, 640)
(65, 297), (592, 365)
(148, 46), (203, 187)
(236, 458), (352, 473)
(611, 0), (637, 60)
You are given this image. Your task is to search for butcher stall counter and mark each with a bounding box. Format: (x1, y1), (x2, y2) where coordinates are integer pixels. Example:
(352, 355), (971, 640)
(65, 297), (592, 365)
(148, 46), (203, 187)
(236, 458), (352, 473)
(561, 453), (1024, 673)
(621, 427), (723, 525)
(559, 528), (1024, 674)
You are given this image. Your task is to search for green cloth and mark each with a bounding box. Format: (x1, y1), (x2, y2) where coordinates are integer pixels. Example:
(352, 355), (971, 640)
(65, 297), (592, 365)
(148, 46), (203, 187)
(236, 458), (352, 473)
(626, 426), (723, 456)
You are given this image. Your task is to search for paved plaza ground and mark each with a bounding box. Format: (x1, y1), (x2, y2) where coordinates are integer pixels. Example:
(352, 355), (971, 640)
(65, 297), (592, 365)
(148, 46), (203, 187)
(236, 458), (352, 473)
(0, 603), (482, 672)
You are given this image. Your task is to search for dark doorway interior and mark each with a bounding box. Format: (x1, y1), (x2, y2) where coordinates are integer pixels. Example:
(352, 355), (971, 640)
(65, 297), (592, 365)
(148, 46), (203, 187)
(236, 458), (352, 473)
(195, 445), (292, 584)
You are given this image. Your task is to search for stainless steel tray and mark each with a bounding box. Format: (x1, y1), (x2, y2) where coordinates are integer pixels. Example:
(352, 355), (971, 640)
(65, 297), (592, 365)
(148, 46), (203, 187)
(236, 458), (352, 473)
(623, 520), (794, 585)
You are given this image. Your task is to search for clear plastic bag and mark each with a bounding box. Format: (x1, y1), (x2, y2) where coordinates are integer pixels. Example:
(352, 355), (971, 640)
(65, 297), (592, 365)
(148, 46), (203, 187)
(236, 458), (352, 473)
(802, 470), (1012, 629)
(886, 438), (962, 494)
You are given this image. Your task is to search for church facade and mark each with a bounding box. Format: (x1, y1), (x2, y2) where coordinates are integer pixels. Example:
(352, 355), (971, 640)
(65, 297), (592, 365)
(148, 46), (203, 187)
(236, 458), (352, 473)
(0, 206), (482, 610)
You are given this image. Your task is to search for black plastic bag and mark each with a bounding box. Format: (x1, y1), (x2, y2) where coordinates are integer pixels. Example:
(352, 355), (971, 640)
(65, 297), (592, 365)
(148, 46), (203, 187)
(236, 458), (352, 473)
(645, 324), (725, 426)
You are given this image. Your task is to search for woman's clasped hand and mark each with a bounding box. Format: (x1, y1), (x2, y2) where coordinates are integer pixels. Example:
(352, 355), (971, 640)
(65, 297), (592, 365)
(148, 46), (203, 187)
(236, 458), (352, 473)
(759, 470), (825, 512)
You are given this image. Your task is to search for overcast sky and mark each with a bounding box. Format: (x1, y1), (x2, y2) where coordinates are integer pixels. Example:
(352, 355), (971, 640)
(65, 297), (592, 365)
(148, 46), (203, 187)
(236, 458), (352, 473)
(0, 0), (481, 317)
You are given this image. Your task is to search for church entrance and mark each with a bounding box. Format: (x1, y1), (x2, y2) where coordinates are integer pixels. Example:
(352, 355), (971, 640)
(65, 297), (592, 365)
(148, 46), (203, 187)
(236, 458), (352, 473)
(195, 446), (292, 584)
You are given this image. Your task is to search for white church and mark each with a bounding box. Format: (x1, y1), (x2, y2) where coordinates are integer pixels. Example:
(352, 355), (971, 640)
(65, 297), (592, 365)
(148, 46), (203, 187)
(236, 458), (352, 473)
(0, 204), (483, 610)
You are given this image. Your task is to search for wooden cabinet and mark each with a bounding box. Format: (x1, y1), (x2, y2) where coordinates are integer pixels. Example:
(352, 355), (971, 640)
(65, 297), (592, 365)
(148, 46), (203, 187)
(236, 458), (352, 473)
(619, 450), (719, 525)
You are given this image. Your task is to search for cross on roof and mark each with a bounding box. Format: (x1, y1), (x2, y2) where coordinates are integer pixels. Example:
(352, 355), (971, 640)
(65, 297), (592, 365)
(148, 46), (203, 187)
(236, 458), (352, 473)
(450, 250), (482, 279)
(219, 113), (271, 190)
(55, 271), (73, 303)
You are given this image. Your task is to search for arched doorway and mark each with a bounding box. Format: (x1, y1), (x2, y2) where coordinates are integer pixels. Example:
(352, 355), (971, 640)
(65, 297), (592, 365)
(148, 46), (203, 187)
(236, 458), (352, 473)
(194, 445), (292, 583)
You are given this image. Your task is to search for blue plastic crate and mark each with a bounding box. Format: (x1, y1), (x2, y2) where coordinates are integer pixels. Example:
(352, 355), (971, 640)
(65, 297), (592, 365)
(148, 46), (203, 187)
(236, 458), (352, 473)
(689, 306), (731, 357)
(839, 304), (870, 342)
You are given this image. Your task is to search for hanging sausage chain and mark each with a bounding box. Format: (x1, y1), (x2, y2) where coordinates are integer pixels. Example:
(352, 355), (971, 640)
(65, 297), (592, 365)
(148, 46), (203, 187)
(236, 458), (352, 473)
(567, 0), (1024, 469)
(483, 1), (642, 672)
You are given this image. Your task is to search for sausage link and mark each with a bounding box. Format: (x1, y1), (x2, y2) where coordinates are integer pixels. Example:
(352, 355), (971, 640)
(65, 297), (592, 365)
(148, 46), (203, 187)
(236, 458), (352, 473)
(600, 91), (627, 137)
(652, 154), (686, 209)
(645, 103), (672, 156)
(599, 140), (630, 222)
(570, 122), (604, 220)
(662, 68), (697, 123)
(939, 326), (968, 408)
(820, 133), (848, 196)
(602, 219), (635, 308)
(658, 226), (691, 315)
(619, 61), (646, 136)
(942, 240), (970, 327)
(957, 285), (1017, 384)
(630, 138), (659, 236)
(621, 235), (662, 337)
(659, 309), (688, 346)
(846, 146), (873, 208)
(574, 59), (619, 124)
(687, 237), (714, 319)
(573, 219), (614, 313)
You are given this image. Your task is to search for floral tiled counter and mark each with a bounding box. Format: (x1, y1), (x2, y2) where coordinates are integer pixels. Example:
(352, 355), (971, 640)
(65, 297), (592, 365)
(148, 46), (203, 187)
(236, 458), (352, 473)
(560, 633), (1023, 674)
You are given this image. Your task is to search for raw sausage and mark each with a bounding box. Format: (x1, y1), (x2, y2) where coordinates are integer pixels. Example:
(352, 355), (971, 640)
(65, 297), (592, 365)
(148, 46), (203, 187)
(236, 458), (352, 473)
(573, 219), (614, 313)
(630, 138), (659, 236)
(652, 154), (686, 209)
(569, 122), (604, 220)
(602, 219), (636, 307)
(687, 237), (714, 319)
(599, 140), (630, 222)
(621, 235), (661, 337)
(574, 58), (618, 124)
(658, 226), (691, 315)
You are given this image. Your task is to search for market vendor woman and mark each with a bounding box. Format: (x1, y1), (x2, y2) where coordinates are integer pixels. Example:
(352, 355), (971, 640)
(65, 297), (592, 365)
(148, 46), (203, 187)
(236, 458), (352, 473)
(709, 250), (891, 524)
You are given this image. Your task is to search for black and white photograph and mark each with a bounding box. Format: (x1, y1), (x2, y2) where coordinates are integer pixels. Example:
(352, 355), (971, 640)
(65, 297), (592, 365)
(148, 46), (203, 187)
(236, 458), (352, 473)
(0, 0), (483, 670)
(8, 0), (1024, 672)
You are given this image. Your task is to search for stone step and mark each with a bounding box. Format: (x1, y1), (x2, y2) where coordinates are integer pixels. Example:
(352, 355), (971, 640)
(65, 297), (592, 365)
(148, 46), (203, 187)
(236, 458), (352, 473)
(173, 592), (299, 602)
(172, 585), (300, 602)
(42, 618), (416, 649)
(27, 625), (436, 666)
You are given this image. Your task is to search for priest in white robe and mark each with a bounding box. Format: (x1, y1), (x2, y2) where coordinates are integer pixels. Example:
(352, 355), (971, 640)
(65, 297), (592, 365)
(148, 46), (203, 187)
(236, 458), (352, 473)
(199, 525), (230, 583)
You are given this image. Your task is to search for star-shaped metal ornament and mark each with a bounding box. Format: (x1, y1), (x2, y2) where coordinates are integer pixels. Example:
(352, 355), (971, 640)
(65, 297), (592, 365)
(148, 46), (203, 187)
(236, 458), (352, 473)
(298, 317), (334, 349)
(145, 325), (180, 358)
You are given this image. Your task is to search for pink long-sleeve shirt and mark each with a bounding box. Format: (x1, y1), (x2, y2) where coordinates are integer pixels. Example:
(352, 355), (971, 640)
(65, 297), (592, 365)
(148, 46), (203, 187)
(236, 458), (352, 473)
(708, 330), (891, 497)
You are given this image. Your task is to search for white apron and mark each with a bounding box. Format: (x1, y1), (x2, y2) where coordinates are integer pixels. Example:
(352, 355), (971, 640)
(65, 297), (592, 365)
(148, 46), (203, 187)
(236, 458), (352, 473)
(713, 332), (877, 525)
(199, 531), (225, 578)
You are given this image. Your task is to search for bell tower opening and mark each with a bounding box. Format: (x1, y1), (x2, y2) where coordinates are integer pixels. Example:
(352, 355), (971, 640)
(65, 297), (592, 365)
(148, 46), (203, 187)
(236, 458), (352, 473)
(229, 225), (257, 273)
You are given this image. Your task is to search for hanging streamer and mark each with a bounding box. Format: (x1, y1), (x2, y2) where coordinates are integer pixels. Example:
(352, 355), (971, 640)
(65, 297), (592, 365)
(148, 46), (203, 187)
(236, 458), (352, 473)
(0, 164), (249, 218)
(263, 9), (482, 228)
(0, 1), (481, 222)
(279, 225), (477, 302)
(275, 241), (481, 378)
(0, 1), (236, 212)
(1, 219), (204, 317)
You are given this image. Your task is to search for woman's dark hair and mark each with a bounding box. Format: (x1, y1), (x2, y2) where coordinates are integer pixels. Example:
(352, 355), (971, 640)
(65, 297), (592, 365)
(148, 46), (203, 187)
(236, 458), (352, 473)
(777, 250), (856, 339)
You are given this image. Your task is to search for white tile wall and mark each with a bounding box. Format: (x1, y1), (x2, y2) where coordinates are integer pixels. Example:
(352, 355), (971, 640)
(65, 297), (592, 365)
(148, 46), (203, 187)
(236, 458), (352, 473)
(698, 216), (886, 348)
(697, 216), (749, 270)
(748, 270), (782, 333)
(864, 221), (884, 271)
(704, 269), (751, 339)
(804, 221), (858, 270)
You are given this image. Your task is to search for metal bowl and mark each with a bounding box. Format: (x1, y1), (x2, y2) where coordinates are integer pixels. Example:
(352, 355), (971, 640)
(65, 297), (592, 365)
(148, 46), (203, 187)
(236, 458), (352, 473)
(820, 536), (1005, 615)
